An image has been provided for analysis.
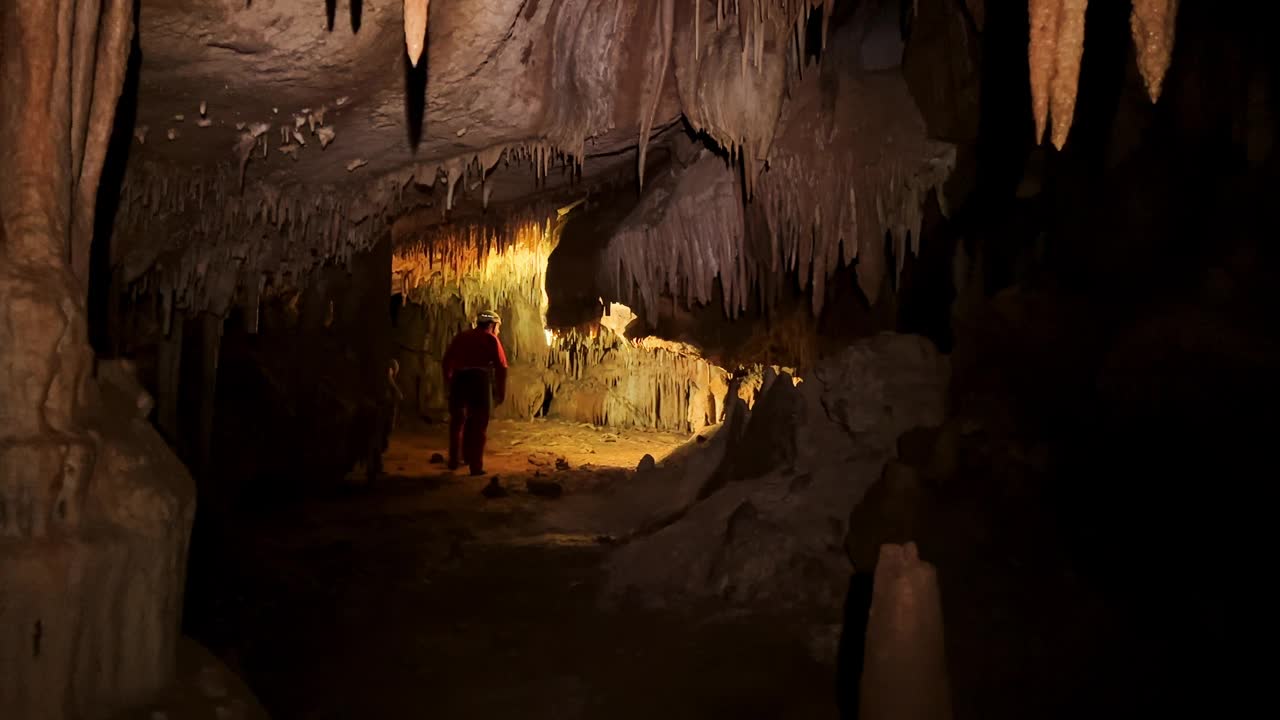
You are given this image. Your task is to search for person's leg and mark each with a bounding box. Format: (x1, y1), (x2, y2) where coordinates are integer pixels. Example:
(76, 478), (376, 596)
(447, 381), (465, 470)
(464, 399), (490, 475)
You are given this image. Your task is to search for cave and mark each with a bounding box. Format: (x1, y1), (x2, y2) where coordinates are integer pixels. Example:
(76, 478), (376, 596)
(1, 1), (1274, 718)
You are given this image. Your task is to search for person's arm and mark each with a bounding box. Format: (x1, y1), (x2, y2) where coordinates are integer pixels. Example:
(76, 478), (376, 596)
(492, 336), (508, 405)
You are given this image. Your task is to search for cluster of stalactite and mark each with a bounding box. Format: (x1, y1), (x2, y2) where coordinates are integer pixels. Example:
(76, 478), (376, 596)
(670, 0), (834, 194)
(537, 0), (833, 190)
(393, 216), (561, 364)
(603, 151), (758, 319)
(114, 139), (580, 331)
(545, 326), (733, 432)
(1029, 0), (1180, 148)
(755, 56), (956, 311)
(602, 52), (954, 320)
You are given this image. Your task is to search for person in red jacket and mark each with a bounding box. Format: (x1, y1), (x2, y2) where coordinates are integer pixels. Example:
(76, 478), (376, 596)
(442, 310), (508, 475)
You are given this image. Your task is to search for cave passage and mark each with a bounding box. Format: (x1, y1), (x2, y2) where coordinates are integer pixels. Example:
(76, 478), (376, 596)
(2, 1), (1273, 719)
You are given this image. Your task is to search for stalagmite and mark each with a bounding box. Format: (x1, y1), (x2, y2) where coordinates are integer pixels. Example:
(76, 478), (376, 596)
(404, 0), (430, 67)
(317, 126), (336, 148)
(1130, 0), (1179, 103)
(859, 543), (952, 720)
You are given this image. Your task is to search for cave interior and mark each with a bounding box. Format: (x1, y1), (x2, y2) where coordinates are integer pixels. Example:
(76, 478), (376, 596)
(0, 1), (1275, 719)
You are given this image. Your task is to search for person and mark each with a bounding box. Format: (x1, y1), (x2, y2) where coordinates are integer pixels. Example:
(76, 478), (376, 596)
(442, 310), (507, 475)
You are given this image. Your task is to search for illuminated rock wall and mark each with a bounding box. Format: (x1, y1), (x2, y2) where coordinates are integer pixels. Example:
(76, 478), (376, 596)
(391, 216), (783, 433)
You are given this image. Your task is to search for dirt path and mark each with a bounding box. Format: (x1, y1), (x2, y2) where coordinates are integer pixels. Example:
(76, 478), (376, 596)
(188, 419), (839, 719)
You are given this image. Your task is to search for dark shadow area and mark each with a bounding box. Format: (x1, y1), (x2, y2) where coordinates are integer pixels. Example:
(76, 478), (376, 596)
(834, 572), (873, 719)
(350, 0), (363, 32)
(404, 47), (428, 150)
(182, 240), (393, 645)
(88, 0), (142, 355)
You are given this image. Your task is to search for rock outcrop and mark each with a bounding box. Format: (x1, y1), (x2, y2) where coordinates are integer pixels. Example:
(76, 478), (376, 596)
(602, 333), (949, 612)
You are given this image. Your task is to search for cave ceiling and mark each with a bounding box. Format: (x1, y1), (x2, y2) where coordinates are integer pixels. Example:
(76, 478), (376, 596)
(132, 0), (682, 209)
(113, 0), (1184, 318)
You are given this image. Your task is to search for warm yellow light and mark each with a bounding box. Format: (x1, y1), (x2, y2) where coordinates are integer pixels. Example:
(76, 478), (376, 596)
(544, 328), (555, 346)
(599, 302), (635, 339)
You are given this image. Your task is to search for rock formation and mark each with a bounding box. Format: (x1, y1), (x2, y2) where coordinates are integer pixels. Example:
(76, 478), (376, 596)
(1, 3), (195, 717)
(602, 333), (949, 611)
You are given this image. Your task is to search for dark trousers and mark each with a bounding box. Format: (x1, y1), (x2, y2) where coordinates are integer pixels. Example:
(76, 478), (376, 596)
(448, 369), (491, 472)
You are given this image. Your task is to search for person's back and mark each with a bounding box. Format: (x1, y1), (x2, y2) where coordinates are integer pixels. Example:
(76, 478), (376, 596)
(444, 328), (503, 371)
(442, 312), (507, 474)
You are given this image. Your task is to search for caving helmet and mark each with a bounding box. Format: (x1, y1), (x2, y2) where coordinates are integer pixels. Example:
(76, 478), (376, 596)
(476, 310), (501, 327)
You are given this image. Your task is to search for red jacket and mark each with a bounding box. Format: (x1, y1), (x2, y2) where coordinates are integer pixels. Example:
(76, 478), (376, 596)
(443, 328), (508, 399)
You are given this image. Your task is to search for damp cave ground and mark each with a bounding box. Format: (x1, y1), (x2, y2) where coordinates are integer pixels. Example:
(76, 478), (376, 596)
(183, 418), (840, 719)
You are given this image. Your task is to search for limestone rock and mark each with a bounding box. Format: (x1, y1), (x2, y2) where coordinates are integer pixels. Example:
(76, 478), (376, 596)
(481, 477), (508, 499)
(636, 453), (657, 473)
(603, 334), (949, 612)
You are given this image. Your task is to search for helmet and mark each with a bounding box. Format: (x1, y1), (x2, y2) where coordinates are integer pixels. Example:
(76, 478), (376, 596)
(476, 310), (501, 325)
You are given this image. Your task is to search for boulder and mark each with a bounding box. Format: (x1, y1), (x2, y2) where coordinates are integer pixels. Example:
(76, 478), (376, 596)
(603, 333), (949, 612)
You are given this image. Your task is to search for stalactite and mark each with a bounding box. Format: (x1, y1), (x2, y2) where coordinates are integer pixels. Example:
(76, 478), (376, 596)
(1026, 0), (1180, 147)
(1130, 0), (1179, 103)
(604, 152), (755, 320)
(638, 0), (676, 188)
(404, 0), (430, 68)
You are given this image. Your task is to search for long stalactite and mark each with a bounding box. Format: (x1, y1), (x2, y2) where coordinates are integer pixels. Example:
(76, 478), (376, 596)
(1028, 0), (1182, 148)
(1130, 0), (1180, 103)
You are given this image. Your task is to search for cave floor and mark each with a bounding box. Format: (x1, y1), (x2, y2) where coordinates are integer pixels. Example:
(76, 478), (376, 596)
(189, 418), (838, 720)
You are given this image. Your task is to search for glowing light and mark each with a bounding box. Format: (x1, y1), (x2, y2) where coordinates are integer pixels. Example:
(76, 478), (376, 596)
(393, 216), (562, 361)
(599, 302), (636, 339)
(557, 197), (587, 217)
(544, 328), (555, 346)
